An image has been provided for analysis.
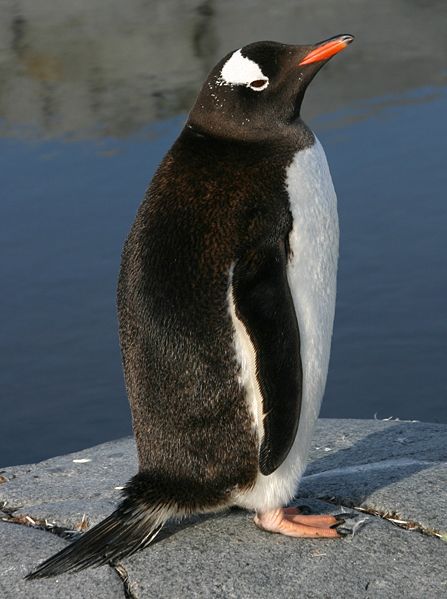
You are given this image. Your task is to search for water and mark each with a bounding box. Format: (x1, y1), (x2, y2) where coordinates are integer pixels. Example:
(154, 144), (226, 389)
(1, 1), (446, 467)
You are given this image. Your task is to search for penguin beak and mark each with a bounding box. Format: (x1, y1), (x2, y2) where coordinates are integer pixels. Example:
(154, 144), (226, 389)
(299, 34), (354, 66)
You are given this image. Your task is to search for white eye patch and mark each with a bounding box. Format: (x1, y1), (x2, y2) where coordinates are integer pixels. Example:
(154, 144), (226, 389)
(219, 49), (269, 91)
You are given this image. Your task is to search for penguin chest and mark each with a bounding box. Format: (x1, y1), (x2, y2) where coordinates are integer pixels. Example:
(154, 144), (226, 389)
(232, 136), (339, 511)
(285, 135), (339, 464)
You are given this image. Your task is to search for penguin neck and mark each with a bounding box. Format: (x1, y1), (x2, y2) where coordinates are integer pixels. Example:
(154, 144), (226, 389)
(185, 114), (315, 150)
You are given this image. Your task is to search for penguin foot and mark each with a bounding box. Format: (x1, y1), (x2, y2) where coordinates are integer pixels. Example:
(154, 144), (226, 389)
(283, 506), (343, 527)
(254, 508), (341, 539)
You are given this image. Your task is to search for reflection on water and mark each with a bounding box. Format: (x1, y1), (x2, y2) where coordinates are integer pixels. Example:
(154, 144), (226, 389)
(1, 0), (446, 466)
(1, 0), (447, 138)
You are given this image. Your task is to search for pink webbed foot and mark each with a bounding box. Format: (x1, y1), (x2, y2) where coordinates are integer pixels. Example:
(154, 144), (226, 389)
(254, 507), (343, 539)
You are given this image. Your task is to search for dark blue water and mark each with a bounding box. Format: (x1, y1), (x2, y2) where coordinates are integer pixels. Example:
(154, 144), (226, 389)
(1, 1), (446, 467)
(321, 88), (447, 422)
(1, 124), (180, 467)
(2, 87), (446, 468)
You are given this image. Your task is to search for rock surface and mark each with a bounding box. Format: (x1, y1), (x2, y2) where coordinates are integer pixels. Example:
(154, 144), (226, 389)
(0, 522), (123, 598)
(1, 419), (446, 598)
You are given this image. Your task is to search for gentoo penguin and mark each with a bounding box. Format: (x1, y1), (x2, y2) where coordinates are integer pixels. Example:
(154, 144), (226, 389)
(27, 34), (354, 579)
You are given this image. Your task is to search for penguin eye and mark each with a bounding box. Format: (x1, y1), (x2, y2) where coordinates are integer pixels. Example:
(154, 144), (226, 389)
(249, 79), (269, 91)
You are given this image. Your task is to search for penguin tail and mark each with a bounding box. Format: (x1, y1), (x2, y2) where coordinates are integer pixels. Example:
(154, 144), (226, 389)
(26, 480), (176, 579)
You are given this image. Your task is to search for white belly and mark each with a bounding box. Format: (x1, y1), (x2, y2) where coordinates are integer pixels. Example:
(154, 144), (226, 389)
(233, 136), (339, 511)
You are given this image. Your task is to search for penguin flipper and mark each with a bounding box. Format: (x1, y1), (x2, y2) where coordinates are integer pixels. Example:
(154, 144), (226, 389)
(232, 240), (303, 476)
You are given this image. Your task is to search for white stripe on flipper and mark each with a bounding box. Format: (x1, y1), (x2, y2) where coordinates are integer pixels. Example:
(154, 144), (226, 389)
(228, 269), (265, 444)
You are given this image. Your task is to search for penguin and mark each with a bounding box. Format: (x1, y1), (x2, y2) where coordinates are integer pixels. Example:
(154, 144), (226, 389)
(27, 34), (354, 579)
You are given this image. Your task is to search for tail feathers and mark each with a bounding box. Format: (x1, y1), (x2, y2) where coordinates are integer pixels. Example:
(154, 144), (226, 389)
(26, 498), (172, 579)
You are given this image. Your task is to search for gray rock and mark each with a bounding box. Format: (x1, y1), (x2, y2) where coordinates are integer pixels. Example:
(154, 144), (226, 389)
(122, 500), (447, 599)
(301, 419), (447, 532)
(0, 437), (136, 528)
(0, 521), (122, 598)
(1, 419), (446, 598)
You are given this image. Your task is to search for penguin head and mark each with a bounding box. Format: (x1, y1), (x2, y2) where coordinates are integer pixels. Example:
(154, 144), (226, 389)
(188, 35), (354, 140)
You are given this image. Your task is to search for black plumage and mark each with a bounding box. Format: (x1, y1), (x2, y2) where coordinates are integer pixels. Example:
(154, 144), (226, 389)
(27, 38), (352, 578)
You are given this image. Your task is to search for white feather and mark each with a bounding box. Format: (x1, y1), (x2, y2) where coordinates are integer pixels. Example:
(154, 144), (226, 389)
(232, 136), (339, 512)
(228, 276), (265, 442)
(219, 49), (269, 90)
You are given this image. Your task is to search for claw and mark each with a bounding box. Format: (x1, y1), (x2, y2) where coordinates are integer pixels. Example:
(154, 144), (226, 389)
(330, 518), (345, 528)
(333, 512), (358, 520)
(335, 526), (352, 537)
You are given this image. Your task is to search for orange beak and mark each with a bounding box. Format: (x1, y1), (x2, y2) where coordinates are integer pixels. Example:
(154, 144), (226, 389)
(299, 34), (354, 66)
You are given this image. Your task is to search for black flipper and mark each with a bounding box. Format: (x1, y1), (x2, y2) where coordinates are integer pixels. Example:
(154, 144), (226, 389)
(232, 240), (302, 476)
(26, 477), (175, 579)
